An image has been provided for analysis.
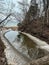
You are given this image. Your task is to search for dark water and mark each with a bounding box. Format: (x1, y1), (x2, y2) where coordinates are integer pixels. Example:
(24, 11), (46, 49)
(4, 31), (49, 60)
(15, 33), (48, 60)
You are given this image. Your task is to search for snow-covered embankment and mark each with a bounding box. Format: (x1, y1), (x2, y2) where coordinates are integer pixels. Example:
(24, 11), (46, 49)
(21, 32), (49, 52)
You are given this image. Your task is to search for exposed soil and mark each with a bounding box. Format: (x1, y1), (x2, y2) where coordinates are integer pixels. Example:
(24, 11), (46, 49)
(0, 38), (8, 65)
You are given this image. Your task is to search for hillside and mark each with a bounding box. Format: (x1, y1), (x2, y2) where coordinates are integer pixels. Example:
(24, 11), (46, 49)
(18, 3), (49, 44)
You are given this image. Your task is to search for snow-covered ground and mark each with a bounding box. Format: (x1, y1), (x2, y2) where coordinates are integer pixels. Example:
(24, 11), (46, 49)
(21, 32), (49, 52)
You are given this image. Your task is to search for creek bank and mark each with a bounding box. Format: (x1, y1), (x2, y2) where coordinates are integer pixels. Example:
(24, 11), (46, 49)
(0, 38), (8, 65)
(18, 21), (49, 44)
(20, 32), (49, 65)
(21, 32), (49, 52)
(18, 4), (49, 44)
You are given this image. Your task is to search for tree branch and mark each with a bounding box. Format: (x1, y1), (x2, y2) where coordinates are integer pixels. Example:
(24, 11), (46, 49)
(0, 13), (11, 24)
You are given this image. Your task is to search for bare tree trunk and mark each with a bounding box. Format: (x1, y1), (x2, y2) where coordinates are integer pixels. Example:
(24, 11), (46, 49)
(47, 9), (49, 25)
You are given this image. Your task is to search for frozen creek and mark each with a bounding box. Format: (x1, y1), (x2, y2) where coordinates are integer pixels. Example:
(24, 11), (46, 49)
(1, 30), (49, 65)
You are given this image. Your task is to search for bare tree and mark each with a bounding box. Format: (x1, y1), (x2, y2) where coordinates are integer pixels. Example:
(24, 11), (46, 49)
(0, 13), (11, 25)
(18, 0), (29, 19)
(43, 0), (49, 25)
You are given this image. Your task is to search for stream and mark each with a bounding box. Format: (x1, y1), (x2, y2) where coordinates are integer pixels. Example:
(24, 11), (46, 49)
(3, 30), (49, 60)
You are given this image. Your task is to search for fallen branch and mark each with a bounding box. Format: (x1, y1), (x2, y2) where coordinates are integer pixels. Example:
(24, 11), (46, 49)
(0, 13), (11, 24)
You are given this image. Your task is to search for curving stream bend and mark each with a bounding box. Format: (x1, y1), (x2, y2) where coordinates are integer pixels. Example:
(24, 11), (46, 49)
(1, 30), (49, 65)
